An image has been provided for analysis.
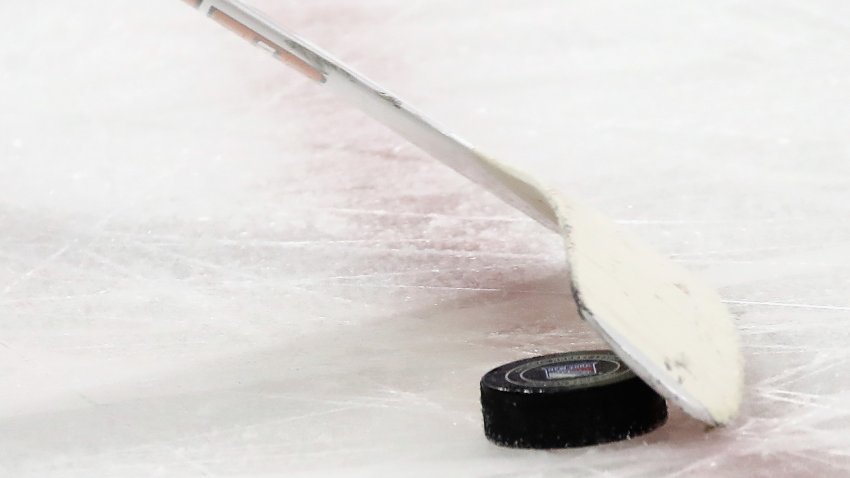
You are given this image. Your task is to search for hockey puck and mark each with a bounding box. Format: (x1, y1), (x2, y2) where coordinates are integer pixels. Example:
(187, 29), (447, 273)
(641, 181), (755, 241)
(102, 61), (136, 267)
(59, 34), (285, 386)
(480, 350), (667, 448)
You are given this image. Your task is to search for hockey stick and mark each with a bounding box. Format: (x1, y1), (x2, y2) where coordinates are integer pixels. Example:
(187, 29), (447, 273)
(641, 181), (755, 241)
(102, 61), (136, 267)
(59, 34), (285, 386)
(178, 0), (743, 425)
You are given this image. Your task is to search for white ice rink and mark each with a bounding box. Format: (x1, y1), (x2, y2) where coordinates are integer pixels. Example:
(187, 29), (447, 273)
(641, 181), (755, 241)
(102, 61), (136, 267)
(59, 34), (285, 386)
(2, 0), (849, 476)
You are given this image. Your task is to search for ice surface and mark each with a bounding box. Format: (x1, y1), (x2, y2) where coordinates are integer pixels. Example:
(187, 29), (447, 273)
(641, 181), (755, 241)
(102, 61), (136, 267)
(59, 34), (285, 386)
(1, 0), (849, 476)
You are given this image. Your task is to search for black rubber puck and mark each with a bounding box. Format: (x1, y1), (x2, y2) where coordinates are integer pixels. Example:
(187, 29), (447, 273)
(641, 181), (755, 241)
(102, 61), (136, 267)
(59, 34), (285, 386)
(480, 350), (667, 448)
